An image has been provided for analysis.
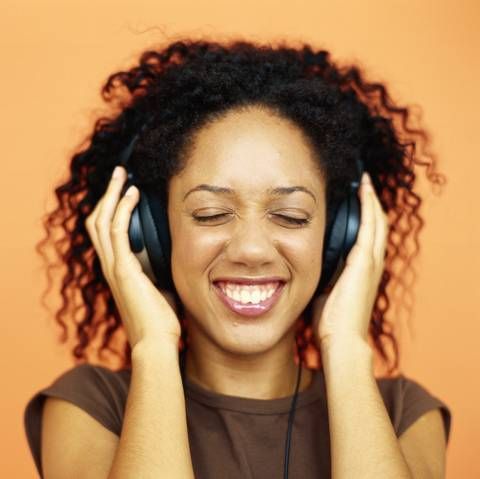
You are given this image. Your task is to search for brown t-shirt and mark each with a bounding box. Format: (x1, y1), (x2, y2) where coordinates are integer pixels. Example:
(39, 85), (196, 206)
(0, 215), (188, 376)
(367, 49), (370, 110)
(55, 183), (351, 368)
(24, 359), (452, 479)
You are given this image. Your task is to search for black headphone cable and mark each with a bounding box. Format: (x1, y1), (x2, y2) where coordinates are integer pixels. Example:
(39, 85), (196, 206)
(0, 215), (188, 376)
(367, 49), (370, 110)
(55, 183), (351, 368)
(283, 360), (302, 479)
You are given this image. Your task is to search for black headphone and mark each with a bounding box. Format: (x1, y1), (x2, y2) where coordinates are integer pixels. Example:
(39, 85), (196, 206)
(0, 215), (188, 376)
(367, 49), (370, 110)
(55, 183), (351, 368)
(116, 115), (364, 479)
(117, 116), (364, 297)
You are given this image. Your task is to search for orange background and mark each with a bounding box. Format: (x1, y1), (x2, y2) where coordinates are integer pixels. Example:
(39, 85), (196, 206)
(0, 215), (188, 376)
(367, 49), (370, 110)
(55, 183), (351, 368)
(2, 1), (479, 477)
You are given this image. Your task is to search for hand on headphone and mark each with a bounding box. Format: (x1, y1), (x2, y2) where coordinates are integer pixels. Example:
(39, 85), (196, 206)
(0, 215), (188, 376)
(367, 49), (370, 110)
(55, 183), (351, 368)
(85, 165), (182, 352)
(311, 172), (388, 353)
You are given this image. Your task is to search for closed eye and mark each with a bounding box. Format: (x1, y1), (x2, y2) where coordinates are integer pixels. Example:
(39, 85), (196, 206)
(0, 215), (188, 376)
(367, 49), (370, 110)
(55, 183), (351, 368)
(272, 214), (310, 226)
(193, 213), (310, 226)
(193, 213), (229, 222)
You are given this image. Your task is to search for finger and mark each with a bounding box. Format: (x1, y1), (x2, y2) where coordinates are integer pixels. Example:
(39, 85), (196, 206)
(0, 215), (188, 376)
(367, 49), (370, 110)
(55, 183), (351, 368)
(367, 178), (389, 266)
(352, 172), (376, 262)
(85, 195), (105, 258)
(110, 184), (142, 279)
(96, 166), (128, 270)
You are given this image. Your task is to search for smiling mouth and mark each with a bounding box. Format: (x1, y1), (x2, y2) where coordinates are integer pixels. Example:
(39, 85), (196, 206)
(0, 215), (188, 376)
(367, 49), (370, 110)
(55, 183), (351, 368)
(212, 281), (286, 318)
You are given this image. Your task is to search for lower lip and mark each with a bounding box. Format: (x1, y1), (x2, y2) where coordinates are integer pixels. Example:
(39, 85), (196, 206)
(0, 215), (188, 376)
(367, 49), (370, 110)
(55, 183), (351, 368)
(213, 282), (286, 318)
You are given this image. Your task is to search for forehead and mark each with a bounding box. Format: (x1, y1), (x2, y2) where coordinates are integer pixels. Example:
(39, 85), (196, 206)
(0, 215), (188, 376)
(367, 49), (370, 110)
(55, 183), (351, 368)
(171, 107), (325, 197)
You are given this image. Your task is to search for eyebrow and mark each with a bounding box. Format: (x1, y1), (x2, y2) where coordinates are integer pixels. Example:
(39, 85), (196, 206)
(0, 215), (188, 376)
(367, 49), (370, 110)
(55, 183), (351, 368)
(182, 184), (317, 203)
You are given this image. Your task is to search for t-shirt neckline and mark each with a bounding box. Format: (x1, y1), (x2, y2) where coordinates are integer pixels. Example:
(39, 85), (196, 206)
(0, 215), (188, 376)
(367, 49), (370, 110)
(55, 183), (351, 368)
(181, 366), (325, 415)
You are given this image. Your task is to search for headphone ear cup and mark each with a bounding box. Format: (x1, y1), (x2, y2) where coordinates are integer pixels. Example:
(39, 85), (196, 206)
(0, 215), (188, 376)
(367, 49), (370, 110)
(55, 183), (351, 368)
(127, 193), (160, 286)
(125, 183), (173, 290)
(140, 189), (173, 290)
(316, 191), (361, 295)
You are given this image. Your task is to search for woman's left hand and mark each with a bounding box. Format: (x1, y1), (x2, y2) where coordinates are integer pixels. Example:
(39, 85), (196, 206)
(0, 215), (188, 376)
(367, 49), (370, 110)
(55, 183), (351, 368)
(311, 172), (389, 351)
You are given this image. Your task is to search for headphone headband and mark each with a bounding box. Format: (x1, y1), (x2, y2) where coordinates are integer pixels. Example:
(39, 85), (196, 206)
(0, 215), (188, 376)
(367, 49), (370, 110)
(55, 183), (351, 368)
(118, 114), (156, 170)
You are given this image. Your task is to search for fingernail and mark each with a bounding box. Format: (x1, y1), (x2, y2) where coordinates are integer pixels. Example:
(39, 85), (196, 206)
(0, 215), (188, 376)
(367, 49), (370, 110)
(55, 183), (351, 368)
(112, 166), (122, 179)
(362, 172), (371, 183)
(125, 185), (136, 196)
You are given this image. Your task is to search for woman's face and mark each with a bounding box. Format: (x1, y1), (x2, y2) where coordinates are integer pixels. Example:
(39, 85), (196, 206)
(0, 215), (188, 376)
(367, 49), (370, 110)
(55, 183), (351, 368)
(168, 107), (326, 356)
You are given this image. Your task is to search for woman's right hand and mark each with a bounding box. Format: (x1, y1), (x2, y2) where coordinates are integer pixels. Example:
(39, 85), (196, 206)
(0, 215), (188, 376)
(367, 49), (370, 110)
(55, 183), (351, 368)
(85, 165), (181, 351)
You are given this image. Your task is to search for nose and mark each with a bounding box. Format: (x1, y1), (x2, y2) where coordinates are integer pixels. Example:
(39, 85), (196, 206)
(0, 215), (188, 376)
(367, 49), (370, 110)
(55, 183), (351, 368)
(223, 215), (278, 268)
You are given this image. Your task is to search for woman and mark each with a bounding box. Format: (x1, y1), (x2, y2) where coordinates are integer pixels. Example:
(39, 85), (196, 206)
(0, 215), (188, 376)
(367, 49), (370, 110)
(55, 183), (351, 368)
(24, 38), (451, 478)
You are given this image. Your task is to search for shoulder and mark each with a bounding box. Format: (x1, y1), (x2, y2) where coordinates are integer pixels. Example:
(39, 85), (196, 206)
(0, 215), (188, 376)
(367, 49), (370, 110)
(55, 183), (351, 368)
(376, 373), (452, 445)
(27, 364), (130, 429)
(24, 363), (131, 477)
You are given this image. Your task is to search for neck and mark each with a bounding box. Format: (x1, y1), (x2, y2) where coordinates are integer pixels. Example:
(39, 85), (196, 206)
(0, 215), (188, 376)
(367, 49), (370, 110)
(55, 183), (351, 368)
(181, 340), (313, 400)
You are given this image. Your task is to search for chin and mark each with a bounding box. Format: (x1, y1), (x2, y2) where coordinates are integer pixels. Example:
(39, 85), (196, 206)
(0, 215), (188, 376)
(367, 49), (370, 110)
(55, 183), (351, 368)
(205, 318), (293, 358)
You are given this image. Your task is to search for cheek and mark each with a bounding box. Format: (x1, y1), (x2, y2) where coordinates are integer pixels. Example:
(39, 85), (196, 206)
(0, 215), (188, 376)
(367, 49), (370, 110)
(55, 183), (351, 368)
(170, 225), (227, 287)
(276, 231), (323, 275)
(276, 231), (324, 310)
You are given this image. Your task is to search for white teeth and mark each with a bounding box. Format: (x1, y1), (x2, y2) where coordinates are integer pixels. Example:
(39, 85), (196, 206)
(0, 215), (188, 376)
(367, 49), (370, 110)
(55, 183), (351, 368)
(218, 281), (280, 304)
(251, 289), (261, 303)
(233, 290), (241, 302)
(240, 290), (250, 303)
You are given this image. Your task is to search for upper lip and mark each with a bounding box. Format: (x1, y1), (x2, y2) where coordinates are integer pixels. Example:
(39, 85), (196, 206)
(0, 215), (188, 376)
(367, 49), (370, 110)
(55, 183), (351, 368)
(212, 276), (287, 285)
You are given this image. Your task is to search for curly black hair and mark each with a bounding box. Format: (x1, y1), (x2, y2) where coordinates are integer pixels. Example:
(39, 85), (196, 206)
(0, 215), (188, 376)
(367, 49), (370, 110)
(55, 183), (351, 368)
(37, 37), (446, 375)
